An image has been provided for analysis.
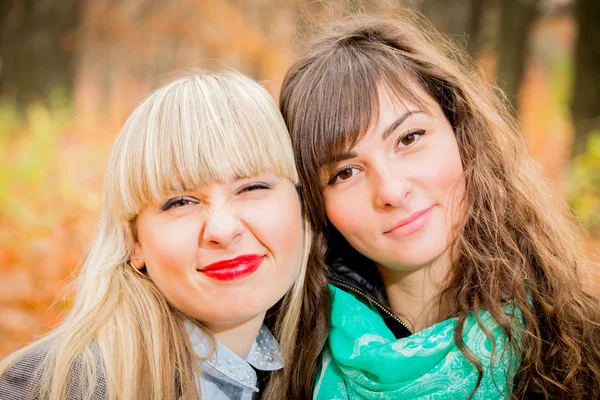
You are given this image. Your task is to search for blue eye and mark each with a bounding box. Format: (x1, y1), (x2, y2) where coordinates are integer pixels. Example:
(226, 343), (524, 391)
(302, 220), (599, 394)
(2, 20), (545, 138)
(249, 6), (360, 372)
(160, 197), (196, 211)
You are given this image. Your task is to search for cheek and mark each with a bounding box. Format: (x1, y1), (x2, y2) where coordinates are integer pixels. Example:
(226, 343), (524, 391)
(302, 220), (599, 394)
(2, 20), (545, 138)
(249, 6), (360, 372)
(435, 158), (463, 195)
(139, 218), (200, 269)
(271, 208), (302, 254)
(248, 194), (304, 259)
(324, 190), (369, 238)
(427, 139), (465, 222)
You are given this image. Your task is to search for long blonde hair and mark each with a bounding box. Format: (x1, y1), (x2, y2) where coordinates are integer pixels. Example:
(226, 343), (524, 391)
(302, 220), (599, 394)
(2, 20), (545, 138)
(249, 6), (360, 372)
(0, 71), (311, 400)
(280, 13), (600, 399)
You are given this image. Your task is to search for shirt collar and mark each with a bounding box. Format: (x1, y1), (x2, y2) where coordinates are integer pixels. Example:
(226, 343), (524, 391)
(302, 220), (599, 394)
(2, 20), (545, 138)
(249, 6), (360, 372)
(186, 322), (283, 392)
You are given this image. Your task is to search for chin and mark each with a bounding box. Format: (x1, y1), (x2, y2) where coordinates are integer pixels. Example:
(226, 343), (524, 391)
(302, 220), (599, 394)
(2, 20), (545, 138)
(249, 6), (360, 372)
(219, 299), (274, 320)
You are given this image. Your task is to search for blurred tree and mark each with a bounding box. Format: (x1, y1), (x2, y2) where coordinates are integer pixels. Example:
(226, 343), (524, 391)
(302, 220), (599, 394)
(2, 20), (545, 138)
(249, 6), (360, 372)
(462, 0), (486, 55)
(571, 0), (600, 157)
(418, 0), (488, 55)
(496, 0), (539, 112)
(0, 0), (83, 108)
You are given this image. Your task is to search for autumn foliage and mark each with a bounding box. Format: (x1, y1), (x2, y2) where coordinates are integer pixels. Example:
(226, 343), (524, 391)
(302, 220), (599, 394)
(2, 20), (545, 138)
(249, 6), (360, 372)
(0, 1), (598, 358)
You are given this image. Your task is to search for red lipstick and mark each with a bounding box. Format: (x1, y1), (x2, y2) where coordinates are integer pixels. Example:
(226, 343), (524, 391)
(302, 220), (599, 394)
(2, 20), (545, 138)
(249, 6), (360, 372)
(199, 254), (265, 281)
(385, 206), (434, 237)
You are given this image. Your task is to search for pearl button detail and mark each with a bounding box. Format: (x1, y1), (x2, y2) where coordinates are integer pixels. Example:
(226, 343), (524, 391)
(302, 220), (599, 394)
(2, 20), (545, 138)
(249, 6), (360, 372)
(186, 322), (284, 393)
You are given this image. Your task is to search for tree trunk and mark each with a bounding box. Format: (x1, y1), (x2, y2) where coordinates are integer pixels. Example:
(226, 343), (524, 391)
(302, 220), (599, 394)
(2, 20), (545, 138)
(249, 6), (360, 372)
(571, 0), (600, 156)
(0, 0), (82, 107)
(465, 0), (485, 55)
(496, 0), (539, 113)
(418, 0), (486, 56)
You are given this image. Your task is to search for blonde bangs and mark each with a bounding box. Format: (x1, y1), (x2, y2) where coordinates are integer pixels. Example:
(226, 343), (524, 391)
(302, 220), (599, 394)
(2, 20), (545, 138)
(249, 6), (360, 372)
(105, 71), (297, 220)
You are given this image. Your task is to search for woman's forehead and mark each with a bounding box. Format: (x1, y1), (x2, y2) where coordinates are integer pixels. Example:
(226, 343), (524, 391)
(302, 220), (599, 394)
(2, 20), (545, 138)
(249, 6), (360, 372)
(314, 82), (434, 167)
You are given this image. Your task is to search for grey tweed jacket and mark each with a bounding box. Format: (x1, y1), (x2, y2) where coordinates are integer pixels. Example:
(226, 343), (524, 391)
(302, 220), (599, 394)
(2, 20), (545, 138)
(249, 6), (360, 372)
(0, 324), (282, 400)
(0, 342), (108, 400)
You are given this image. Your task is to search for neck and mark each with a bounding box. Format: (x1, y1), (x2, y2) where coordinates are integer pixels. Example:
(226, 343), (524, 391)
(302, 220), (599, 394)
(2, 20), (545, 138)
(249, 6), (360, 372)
(204, 312), (266, 358)
(377, 252), (451, 333)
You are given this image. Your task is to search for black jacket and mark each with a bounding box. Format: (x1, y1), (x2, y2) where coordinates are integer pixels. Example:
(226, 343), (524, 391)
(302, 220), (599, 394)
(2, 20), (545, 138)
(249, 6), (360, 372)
(328, 260), (412, 339)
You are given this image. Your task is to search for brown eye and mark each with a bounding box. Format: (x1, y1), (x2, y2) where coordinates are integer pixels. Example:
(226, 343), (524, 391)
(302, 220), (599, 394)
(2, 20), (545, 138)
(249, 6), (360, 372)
(400, 133), (416, 146)
(338, 168), (354, 180)
(327, 167), (360, 186)
(172, 199), (190, 207)
(396, 129), (426, 149)
(160, 197), (197, 211)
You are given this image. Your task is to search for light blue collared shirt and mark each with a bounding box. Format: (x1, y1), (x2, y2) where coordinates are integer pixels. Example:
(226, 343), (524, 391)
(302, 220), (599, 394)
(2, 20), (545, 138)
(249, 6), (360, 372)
(186, 323), (283, 399)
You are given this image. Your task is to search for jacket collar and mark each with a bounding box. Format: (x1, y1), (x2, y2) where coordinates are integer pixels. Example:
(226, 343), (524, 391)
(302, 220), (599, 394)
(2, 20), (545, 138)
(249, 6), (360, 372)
(186, 322), (283, 392)
(328, 259), (413, 338)
(329, 261), (388, 305)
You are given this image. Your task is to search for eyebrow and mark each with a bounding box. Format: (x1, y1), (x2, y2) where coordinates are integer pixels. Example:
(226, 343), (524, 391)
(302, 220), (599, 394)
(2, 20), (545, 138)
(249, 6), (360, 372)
(381, 109), (424, 140)
(232, 174), (248, 182)
(231, 171), (269, 182)
(319, 109), (425, 169)
(320, 152), (358, 168)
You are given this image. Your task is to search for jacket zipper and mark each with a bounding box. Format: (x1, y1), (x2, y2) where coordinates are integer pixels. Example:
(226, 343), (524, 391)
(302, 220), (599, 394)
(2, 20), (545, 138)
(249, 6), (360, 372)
(331, 280), (413, 335)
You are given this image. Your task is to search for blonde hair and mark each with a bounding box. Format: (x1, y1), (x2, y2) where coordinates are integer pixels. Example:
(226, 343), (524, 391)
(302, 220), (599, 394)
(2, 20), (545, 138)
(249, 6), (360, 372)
(0, 70), (311, 399)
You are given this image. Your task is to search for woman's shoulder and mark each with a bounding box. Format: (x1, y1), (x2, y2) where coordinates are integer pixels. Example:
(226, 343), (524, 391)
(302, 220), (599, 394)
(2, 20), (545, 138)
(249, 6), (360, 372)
(0, 343), (50, 400)
(0, 341), (107, 400)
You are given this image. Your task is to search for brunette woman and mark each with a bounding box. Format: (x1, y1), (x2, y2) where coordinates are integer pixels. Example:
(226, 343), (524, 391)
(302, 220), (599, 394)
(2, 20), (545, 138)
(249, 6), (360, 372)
(280, 13), (600, 399)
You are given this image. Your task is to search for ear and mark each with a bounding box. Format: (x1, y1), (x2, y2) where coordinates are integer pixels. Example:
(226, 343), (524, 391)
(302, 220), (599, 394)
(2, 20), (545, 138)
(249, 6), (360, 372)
(130, 242), (146, 270)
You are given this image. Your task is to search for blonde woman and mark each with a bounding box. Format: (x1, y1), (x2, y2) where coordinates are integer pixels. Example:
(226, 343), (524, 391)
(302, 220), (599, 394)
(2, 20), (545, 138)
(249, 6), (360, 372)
(0, 71), (310, 399)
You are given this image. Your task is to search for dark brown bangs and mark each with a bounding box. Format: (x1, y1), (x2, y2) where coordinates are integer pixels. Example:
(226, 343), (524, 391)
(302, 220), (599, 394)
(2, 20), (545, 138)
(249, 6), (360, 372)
(286, 38), (429, 181)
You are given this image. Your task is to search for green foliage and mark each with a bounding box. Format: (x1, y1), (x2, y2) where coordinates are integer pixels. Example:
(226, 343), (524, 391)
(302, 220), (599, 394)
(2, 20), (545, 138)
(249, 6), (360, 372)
(550, 52), (572, 122)
(0, 88), (73, 216)
(568, 131), (600, 235)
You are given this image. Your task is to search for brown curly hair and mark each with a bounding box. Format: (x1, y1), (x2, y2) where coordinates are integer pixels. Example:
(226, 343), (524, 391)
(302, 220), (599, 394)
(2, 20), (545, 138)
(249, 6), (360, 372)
(278, 11), (600, 400)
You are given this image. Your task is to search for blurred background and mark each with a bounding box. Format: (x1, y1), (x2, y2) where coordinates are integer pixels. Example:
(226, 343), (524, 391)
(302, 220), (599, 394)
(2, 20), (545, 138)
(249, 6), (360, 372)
(0, 0), (599, 357)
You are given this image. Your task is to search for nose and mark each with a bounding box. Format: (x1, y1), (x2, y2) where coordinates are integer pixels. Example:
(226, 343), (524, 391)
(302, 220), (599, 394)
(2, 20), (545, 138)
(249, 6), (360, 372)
(201, 206), (243, 248)
(371, 162), (410, 210)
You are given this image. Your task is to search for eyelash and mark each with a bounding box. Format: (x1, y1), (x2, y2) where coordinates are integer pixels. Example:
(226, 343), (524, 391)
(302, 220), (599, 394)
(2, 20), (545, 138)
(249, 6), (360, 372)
(327, 129), (427, 186)
(327, 167), (357, 186)
(395, 129), (426, 149)
(237, 182), (272, 194)
(160, 183), (272, 211)
(160, 197), (196, 211)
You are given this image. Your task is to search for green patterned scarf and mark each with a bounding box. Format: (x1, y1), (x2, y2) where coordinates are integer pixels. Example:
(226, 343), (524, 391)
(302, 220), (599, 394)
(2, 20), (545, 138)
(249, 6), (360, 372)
(314, 285), (521, 399)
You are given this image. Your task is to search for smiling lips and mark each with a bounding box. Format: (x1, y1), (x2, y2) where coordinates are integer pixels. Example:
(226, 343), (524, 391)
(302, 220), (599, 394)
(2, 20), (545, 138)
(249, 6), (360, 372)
(385, 206), (434, 237)
(200, 254), (265, 281)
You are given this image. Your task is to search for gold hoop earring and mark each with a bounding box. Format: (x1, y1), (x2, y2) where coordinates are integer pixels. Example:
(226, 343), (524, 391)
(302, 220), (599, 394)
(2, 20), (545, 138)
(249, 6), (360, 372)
(128, 260), (147, 278)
